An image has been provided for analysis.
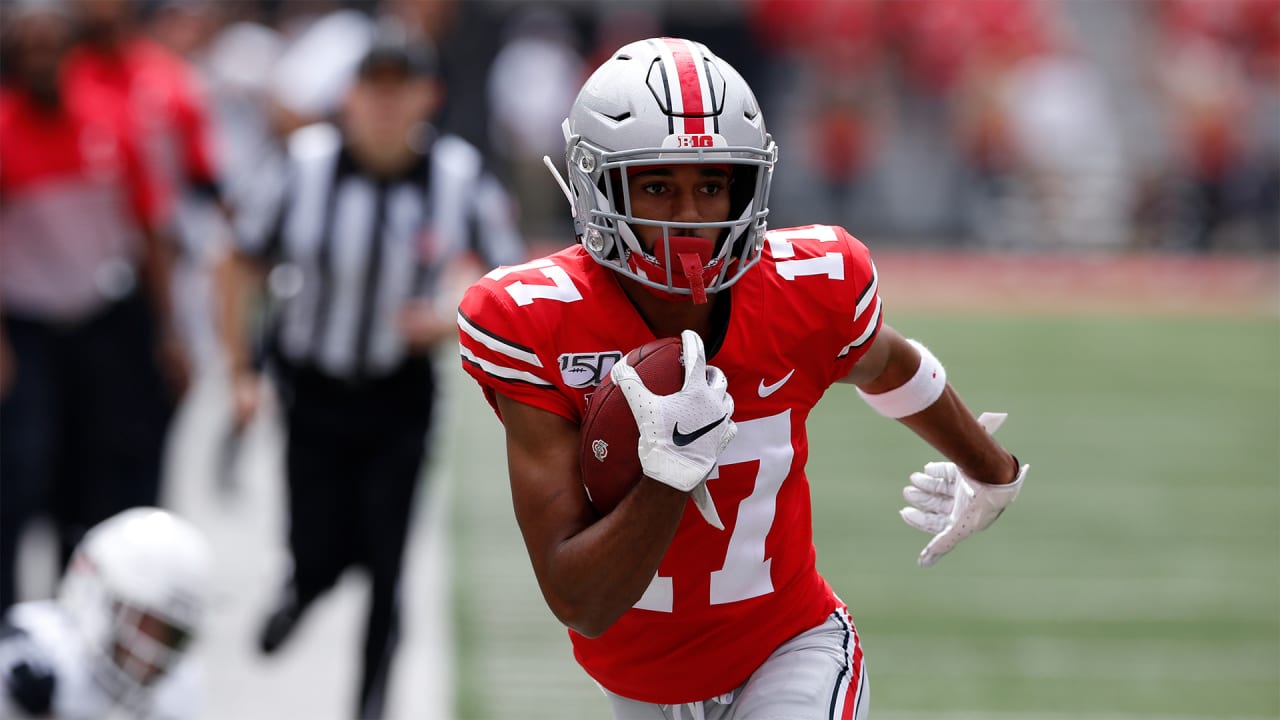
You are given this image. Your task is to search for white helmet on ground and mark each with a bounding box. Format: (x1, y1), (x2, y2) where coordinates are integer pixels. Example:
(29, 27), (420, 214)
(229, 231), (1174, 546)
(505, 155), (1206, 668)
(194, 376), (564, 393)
(58, 508), (213, 698)
(559, 37), (776, 302)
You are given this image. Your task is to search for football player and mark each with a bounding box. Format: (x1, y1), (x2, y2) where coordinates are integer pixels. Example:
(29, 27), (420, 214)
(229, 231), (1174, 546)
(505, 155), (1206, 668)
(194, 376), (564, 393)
(0, 508), (211, 719)
(457, 37), (1029, 718)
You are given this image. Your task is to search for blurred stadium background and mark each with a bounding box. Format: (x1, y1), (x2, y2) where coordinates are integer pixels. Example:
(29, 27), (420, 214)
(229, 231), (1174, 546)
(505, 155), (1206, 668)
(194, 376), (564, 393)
(6, 0), (1278, 718)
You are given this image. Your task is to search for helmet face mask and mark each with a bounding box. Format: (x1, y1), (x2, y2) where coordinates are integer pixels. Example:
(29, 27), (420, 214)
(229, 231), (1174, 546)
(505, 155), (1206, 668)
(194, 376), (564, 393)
(58, 508), (211, 698)
(108, 601), (193, 687)
(563, 38), (776, 301)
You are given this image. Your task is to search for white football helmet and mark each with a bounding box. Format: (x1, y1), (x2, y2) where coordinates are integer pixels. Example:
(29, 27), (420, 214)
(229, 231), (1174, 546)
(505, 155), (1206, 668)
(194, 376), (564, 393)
(554, 37), (776, 302)
(58, 508), (212, 699)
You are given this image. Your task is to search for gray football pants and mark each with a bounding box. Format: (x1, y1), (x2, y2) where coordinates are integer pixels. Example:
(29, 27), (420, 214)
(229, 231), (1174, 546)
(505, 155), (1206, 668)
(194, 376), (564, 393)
(603, 609), (869, 720)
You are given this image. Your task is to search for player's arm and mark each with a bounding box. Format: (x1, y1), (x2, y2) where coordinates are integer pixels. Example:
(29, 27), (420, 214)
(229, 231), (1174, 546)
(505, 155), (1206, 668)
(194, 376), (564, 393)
(842, 324), (1016, 485)
(121, 131), (188, 397)
(171, 67), (224, 205)
(840, 324), (1028, 567)
(494, 393), (687, 638)
(213, 247), (269, 429)
(216, 152), (292, 429)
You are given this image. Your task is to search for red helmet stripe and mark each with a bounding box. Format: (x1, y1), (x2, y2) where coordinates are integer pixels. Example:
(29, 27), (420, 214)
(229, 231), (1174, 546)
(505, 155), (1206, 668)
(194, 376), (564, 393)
(662, 38), (705, 134)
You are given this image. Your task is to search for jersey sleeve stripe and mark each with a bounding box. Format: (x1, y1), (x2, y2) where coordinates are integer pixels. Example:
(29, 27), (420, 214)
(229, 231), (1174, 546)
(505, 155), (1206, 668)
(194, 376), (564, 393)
(459, 344), (553, 386)
(457, 309), (543, 368)
(837, 295), (882, 358)
(854, 262), (878, 320)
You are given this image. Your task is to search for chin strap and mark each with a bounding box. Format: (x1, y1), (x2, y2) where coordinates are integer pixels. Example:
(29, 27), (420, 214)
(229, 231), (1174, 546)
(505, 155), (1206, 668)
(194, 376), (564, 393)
(543, 155), (580, 235)
(542, 155), (575, 216)
(675, 252), (708, 304)
(654, 235), (714, 304)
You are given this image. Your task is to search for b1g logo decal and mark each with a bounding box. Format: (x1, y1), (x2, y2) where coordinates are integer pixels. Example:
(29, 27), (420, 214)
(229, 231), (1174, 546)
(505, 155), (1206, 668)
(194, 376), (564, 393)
(558, 351), (623, 388)
(663, 133), (725, 150)
(675, 134), (715, 148)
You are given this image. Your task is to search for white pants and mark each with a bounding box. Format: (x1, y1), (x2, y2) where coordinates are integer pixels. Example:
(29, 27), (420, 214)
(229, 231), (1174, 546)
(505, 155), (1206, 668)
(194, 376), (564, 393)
(603, 609), (869, 720)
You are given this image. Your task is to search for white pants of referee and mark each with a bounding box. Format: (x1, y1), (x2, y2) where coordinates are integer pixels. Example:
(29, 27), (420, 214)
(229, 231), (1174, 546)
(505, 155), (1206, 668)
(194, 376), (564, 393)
(603, 609), (869, 720)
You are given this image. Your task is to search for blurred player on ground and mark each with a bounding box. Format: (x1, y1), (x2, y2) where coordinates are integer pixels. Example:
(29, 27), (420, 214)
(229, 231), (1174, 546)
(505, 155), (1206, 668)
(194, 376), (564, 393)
(0, 508), (212, 719)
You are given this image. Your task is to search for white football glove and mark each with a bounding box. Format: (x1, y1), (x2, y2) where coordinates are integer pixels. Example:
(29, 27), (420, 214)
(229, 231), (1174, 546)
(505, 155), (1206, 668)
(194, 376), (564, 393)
(611, 329), (736, 530)
(900, 412), (1029, 567)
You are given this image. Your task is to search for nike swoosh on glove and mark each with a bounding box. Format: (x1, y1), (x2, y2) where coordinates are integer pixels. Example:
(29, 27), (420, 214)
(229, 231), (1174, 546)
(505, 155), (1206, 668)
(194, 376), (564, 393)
(611, 329), (736, 529)
(900, 412), (1029, 567)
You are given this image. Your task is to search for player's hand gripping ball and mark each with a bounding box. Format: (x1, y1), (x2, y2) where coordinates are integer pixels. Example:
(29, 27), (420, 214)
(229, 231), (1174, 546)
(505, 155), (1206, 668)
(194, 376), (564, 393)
(579, 337), (684, 515)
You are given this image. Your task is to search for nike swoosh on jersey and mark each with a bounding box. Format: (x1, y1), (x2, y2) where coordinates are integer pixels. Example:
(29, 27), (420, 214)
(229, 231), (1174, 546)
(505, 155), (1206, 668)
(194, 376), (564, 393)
(672, 415), (728, 447)
(757, 369), (796, 398)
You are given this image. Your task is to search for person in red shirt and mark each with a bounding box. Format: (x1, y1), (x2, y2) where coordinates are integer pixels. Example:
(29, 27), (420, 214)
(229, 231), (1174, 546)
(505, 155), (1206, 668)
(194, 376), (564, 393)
(63, 0), (230, 383)
(63, 0), (223, 211)
(0, 4), (184, 611)
(457, 38), (1029, 717)
(1152, 0), (1277, 251)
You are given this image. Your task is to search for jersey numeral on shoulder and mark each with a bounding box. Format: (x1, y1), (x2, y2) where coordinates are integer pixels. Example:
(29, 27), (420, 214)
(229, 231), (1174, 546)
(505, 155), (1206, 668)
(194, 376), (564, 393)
(488, 259), (584, 307)
(768, 225), (844, 281)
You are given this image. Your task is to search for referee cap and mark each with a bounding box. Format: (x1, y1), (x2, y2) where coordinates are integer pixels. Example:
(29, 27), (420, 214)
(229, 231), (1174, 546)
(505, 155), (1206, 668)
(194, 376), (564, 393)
(356, 35), (437, 81)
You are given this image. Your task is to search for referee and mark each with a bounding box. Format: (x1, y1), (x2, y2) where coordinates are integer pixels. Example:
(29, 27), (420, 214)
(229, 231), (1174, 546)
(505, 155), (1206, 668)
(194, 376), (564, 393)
(218, 37), (522, 719)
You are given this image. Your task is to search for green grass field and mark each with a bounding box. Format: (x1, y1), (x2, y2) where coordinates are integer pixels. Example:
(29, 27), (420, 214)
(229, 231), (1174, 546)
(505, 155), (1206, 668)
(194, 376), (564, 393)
(447, 311), (1280, 719)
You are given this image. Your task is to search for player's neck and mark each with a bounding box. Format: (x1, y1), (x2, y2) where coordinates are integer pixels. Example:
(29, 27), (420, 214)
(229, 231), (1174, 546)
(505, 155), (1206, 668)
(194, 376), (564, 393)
(617, 275), (722, 341)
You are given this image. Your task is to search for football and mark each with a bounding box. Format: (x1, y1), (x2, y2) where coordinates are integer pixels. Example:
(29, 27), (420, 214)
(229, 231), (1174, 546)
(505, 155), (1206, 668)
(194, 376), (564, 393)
(579, 336), (684, 515)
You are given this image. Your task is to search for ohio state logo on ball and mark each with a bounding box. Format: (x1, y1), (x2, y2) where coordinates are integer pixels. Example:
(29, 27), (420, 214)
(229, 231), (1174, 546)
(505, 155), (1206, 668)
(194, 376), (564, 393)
(591, 439), (608, 462)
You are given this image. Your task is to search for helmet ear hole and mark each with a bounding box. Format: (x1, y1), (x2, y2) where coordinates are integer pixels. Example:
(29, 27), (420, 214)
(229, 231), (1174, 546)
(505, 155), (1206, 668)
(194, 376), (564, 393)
(603, 169), (624, 215)
(595, 169), (629, 260)
(728, 166), (757, 224)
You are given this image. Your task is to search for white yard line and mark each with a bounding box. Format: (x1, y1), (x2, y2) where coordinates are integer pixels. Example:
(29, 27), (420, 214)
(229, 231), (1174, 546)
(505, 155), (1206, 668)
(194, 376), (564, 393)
(391, 448), (454, 720)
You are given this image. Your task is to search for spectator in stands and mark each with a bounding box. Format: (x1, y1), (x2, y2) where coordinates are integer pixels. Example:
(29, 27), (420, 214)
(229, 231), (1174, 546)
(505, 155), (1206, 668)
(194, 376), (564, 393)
(486, 5), (584, 243)
(1152, 0), (1279, 251)
(750, 0), (883, 228)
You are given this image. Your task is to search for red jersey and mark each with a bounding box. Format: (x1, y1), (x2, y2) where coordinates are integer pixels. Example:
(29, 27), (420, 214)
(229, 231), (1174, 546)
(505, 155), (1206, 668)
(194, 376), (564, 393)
(0, 82), (160, 321)
(65, 38), (220, 198)
(457, 225), (882, 703)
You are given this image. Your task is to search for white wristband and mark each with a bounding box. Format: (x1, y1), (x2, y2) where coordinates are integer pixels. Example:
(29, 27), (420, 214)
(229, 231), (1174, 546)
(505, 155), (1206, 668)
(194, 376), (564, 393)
(857, 339), (947, 418)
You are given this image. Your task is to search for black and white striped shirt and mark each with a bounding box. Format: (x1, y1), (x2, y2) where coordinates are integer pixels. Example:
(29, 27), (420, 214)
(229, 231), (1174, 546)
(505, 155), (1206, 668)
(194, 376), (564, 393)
(236, 123), (523, 381)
